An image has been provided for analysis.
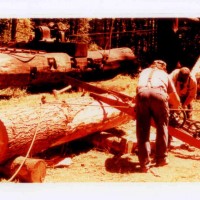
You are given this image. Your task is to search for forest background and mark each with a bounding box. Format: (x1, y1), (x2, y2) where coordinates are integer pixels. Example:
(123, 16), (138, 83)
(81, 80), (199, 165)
(0, 18), (199, 72)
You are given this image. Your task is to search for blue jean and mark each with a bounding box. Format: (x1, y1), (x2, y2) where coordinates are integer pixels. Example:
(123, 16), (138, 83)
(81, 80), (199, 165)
(136, 87), (169, 168)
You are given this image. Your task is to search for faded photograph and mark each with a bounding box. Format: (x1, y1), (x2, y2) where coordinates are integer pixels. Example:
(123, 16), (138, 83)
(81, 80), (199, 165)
(0, 1), (199, 188)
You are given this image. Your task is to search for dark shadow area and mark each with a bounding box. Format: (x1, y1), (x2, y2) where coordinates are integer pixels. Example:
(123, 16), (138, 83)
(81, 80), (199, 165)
(0, 95), (12, 100)
(105, 155), (140, 174)
(36, 128), (126, 162)
(25, 65), (139, 94)
(27, 82), (67, 94)
(105, 128), (127, 137)
(26, 70), (121, 94)
(79, 70), (121, 82)
(36, 136), (95, 161)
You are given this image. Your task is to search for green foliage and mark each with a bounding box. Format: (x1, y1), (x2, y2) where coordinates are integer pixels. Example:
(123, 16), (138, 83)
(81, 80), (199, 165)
(0, 18), (33, 44)
(0, 19), (8, 35)
(88, 42), (102, 51)
(16, 19), (34, 42)
(31, 18), (69, 28)
(75, 18), (91, 44)
(0, 19), (11, 43)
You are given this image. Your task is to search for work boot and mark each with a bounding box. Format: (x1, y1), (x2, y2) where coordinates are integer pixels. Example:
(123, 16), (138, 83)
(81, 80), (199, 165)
(140, 166), (150, 173)
(139, 161), (151, 173)
(156, 158), (169, 167)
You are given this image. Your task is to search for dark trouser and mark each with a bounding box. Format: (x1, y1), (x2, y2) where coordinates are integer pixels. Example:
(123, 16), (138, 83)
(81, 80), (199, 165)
(136, 87), (169, 169)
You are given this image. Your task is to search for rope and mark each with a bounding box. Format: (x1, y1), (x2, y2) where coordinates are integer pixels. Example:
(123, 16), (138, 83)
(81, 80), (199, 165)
(46, 101), (131, 109)
(45, 101), (200, 112)
(7, 104), (43, 182)
(9, 53), (36, 63)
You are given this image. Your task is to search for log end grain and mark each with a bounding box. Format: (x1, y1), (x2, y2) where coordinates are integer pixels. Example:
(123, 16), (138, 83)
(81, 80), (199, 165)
(1, 156), (47, 183)
(0, 120), (8, 164)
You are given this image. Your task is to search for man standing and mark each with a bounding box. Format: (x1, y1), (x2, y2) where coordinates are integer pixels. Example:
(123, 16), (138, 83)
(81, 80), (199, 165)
(170, 67), (197, 119)
(136, 60), (180, 172)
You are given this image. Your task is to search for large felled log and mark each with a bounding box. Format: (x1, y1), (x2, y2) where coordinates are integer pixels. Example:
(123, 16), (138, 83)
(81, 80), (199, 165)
(0, 120), (8, 165)
(87, 47), (136, 71)
(0, 47), (137, 89)
(0, 96), (132, 164)
(0, 156), (46, 183)
(0, 52), (72, 89)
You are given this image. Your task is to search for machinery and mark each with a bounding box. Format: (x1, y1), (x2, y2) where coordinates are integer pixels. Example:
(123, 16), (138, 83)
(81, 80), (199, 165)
(0, 25), (137, 89)
(58, 75), (200, 149)
(169, 110), (200, 139)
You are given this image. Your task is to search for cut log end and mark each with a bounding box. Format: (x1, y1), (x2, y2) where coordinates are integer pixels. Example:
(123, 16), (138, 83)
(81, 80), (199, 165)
(27, 158), (47, 183)
(1, 156), (46, 183)
(0, 120), (8, 164)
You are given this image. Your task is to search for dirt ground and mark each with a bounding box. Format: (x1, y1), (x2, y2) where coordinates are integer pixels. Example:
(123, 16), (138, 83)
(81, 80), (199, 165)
(0, 74), (200, 186)
(41, 120), (200, 183)
(44, 74), (200, 183)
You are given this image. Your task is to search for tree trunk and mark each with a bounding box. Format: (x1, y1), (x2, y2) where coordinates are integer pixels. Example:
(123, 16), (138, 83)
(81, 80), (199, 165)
(157, 18), (182, 73)
(0, 96), (132, 164)
(11, 19), (17, 42)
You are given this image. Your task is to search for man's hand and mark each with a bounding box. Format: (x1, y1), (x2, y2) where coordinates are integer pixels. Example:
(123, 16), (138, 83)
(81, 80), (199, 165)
(182, 104), (187, 109)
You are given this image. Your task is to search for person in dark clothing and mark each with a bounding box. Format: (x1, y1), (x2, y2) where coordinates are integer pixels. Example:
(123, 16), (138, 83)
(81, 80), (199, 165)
(170, 67), (197, 119)
(135, 60), (180, 172)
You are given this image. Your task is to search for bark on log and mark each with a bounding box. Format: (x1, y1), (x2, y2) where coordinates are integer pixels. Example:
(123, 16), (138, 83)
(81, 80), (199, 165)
(0, 52), (72, 89)
(0, 120), (8, 164)
(87, 47), (136, 71)
(0, 52), (71, 74)
(0, 156), (46, 183)
(0, 47), (137, 89)
(0, 96), (132, 164)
